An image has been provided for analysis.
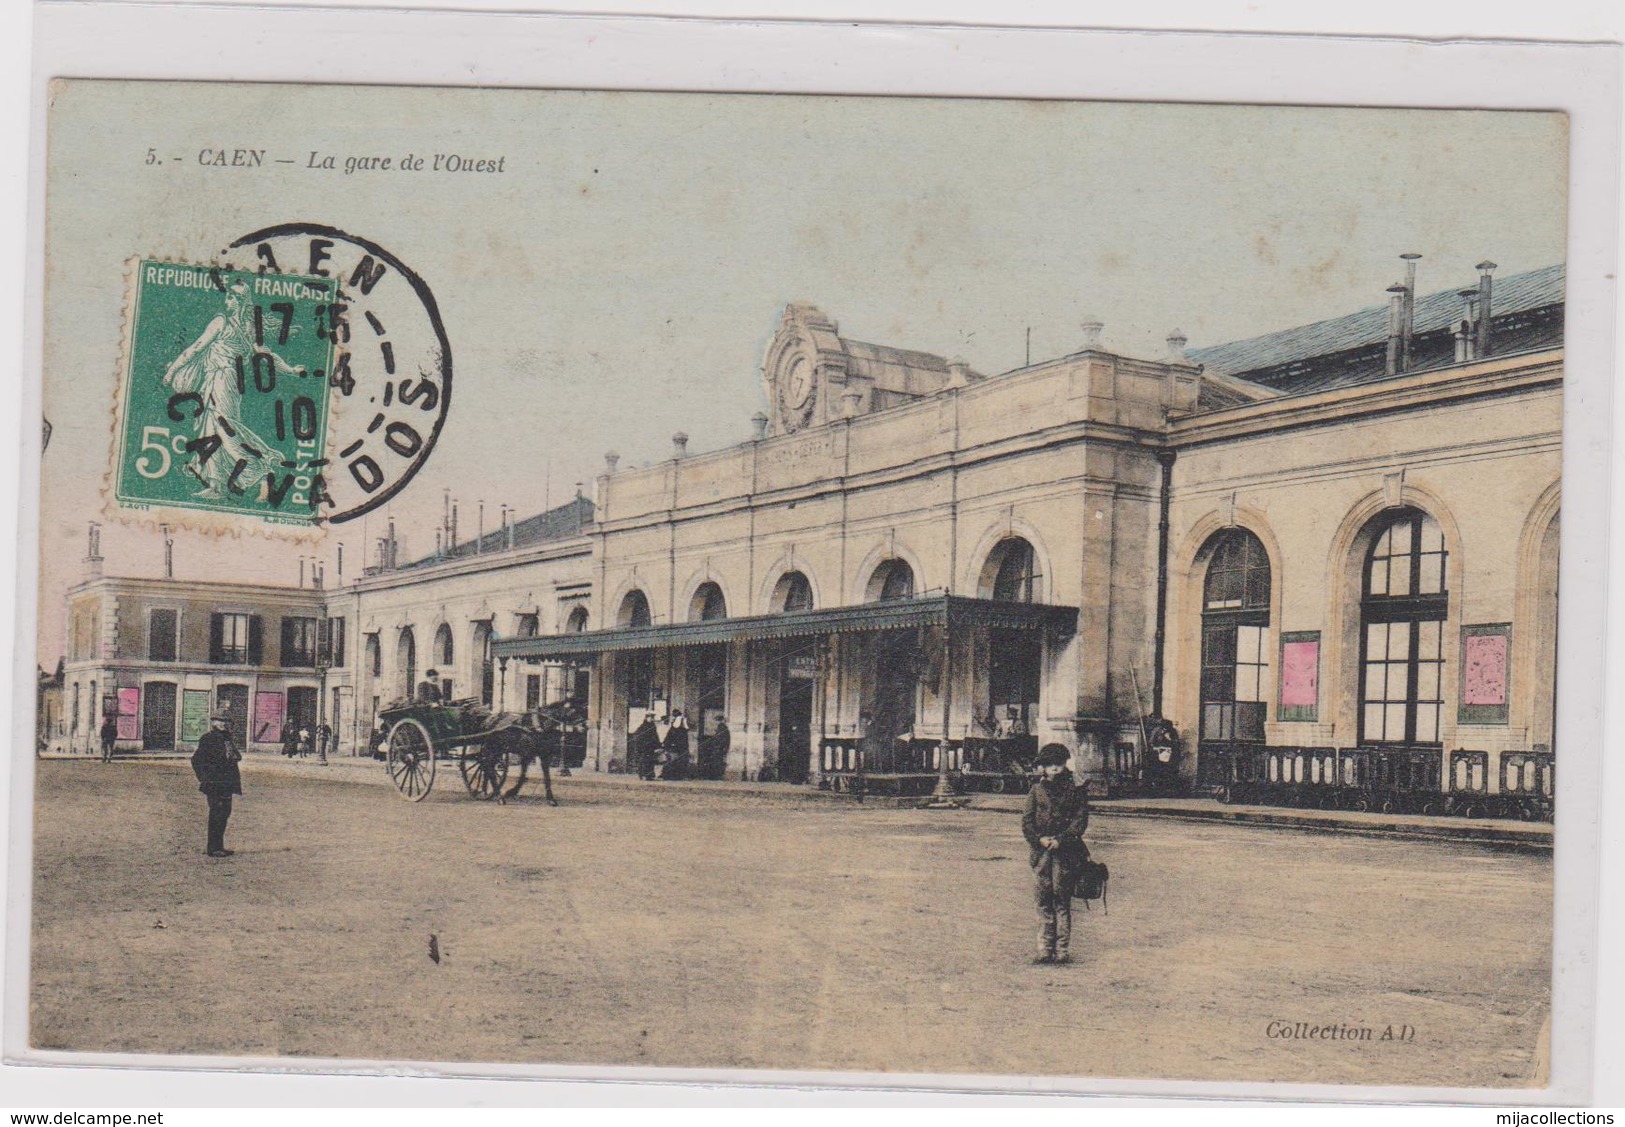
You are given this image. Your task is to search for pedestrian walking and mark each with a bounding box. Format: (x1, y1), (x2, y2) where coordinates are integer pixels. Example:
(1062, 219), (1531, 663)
(628, 710), (660, 780)
(99, 714), (118, 763)
(317, 721), (332, 765)
(298, 725), (313, 759)
(1021, 743), (1091, 965)
(702, 715), (731, 780)
(190, 711), (243, 858)
(280, 719), (299, 759)
(661, 709), (692, 780)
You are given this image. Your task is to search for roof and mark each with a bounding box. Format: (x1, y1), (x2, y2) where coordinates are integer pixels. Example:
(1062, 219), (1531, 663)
(398, 495), (594, 571)
(493, 594), (1078, 658)
(1187, 263), (1565, 383)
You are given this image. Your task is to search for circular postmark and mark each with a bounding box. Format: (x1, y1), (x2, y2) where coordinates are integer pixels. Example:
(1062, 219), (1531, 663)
(222, 223), (452, 524)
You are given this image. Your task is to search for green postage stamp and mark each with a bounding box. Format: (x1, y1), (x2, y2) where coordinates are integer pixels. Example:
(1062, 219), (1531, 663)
(113, 260), (337, 526)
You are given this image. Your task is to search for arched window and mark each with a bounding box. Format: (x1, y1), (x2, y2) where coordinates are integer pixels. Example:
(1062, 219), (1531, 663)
(397, 628), (416, 700)
(1199, 530), (1272, 751)
(691, 582), (727, 622)
(617, 590), (652, 628)
(516, 613), (539, 638)
(987, 537), (1038, 603)
(868, 559), (915, 602)
(433, 623), (454, 666)
(566, 606), (589, 633)
(1360, 509), (1448, 746)
(472, 622), (495, 706)
(772, 571), (814, 613)
(365, 634), (381, 678)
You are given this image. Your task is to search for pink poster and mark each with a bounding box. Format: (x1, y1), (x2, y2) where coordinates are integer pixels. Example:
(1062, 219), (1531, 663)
(1280, 640), (1319, 707)
(116, 687), (139, 740)
(1464, 634), (1509, 706)
(254, 690), (286, 743)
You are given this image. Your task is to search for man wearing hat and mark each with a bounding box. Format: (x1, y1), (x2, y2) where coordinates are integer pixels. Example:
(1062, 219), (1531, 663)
(1021, 743), (1091, 964)
(191, 710), (244, 858)
(416, 668), (444, 705)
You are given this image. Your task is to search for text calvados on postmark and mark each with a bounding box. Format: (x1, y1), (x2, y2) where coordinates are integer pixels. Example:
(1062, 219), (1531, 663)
(113, 260), (337, 527)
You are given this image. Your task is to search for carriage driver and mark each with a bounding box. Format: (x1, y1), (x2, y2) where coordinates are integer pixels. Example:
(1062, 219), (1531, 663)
(417, 668), (444, 705)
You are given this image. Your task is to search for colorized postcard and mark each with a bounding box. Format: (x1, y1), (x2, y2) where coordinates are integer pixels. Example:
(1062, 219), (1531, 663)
(19, 74), (1587, 1097)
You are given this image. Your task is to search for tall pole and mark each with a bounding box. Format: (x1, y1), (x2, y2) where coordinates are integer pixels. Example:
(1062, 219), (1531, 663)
(931, 606), (958, 801)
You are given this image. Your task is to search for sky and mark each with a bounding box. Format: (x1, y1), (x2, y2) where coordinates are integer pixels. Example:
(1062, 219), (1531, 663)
(36, 83), (1568, 663)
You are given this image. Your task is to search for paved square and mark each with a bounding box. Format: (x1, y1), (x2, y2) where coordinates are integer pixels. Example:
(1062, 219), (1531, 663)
(29, 762), (1551, 1088)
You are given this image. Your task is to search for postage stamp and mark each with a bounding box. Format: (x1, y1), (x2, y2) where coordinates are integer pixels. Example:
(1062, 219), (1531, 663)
(110, 226), (452, 531)
(113, 261), (336, 525)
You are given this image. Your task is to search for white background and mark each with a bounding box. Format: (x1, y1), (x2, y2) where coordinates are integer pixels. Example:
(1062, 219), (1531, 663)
(0, 0), (1621, 1113)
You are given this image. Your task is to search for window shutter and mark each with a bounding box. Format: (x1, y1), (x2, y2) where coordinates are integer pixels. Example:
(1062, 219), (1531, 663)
(281, 618), (296, 667)
(209, 613), (224, 664)
(333, 618), (346, 667)
(248, 616), (264, 665)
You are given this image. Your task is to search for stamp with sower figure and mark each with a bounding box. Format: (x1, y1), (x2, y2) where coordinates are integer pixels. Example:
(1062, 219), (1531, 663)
(111, 224), (451, 530)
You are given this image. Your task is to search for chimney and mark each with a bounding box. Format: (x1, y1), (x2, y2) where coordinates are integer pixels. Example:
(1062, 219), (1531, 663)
(299, 557), (306, 587)
(1455, 289), (1479, 363)
(604, 450), (620, 474)
(1164, 329), (1189, 363)
(160, 522), (173, 578)
(450, 502), (459, 553)
(1400, 253), (1422, 372)
(1385, 284), (1407, 376)
(672, 432), (689, 459)
(1080, 317), (1104, 351)
(337, 543), (344, 584)
(84, 521), (103, 578)
(387, 518), (398, 569)
(1475, 261), (1497, 357)
(750, 412), (769, 440)
(477, 501), (485, 555)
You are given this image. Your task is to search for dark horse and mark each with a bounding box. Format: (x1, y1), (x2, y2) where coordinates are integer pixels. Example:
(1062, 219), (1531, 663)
(480, 700), (585, 806)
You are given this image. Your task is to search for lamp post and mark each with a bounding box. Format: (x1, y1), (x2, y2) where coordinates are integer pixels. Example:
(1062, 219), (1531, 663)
(316, 651), (331, 765)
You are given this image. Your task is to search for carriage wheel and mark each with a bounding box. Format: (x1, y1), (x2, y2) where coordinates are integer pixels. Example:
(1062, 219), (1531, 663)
(460, 745), (510, 800)
(386, 718), (437, 801)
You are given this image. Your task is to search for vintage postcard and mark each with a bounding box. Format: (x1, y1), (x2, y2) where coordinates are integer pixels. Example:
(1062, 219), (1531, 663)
(22, 75), (1582, 1095)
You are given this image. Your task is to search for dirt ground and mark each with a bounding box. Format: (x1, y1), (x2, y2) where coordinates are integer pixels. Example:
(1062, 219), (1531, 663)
(28, 760), (1551, 1089)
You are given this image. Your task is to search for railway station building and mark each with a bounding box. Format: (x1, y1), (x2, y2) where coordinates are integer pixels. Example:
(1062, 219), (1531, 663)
(59, 258), (1564, 808)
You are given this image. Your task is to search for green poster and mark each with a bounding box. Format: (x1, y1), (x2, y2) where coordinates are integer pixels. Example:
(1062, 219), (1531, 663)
(180, 688), (212, 744)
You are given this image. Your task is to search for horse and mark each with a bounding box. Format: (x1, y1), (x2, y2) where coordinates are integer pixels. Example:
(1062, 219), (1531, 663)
(481, 700), (585, 806)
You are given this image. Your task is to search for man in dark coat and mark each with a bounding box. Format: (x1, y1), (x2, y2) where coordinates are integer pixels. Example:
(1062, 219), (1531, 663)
(703, 716), (731, 780)
(191, 711), (243, 858)
(99, 714), (118, 763)
(1021, 743), (1090, 964)
(416, 668), (444, 705)
(628, 711), (660, 780)
(661, 709), (692, 780)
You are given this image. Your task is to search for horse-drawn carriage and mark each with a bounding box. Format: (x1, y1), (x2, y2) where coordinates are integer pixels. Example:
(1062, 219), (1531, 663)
(379, 698), (583, 804)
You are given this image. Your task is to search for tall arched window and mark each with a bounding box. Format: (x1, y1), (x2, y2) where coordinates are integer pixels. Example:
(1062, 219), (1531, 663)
(987, 537), (1038, 603)
(397, 628), (417, 700)
(691, 582), (727, 622)
(434, 623), (454, 666)
(472, 622), (494, 706)
(1200, 530), (1272, 753)
(868, 559), (915, 602)
(566, 606), (589, 633)
(618, 590), (652, 628)
(1360, 508), (1448, 746)
(772, 571), (814, 613)
(366, 634), (381, 678)
(516, 613), (539, 638)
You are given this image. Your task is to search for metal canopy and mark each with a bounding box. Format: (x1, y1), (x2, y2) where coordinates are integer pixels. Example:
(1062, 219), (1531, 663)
(491, 594), (1078, 661)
